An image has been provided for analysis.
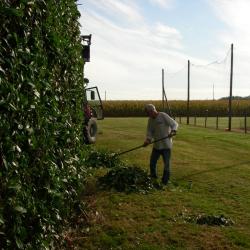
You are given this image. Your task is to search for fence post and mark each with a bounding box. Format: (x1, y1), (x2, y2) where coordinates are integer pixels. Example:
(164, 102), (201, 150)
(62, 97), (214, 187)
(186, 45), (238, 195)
(245, 112), (247, 134)
(187, 60), (190, 125)
(228, 43), (234, 131)
(216, 115), (219, 130)
(205, 110), (208, 128)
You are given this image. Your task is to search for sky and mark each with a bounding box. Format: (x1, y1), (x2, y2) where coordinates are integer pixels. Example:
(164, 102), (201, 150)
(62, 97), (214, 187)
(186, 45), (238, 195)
(78, 0), (250, 100)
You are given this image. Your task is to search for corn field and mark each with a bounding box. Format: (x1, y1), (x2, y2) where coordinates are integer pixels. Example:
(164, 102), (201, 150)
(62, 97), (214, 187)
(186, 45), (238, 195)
(103, 100), (250, 117)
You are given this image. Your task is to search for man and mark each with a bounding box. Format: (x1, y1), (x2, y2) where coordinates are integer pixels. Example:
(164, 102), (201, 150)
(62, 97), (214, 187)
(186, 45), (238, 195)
(143, 104), (178, 185)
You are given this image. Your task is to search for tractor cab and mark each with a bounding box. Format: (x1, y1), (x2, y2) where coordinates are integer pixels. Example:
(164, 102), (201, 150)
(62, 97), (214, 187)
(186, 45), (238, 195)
(85, 86), (104, 120)
(83, 86), (104, 144)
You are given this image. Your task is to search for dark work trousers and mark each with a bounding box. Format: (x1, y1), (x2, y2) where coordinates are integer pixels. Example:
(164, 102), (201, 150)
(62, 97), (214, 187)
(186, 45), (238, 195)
(150, 148), (171, 184)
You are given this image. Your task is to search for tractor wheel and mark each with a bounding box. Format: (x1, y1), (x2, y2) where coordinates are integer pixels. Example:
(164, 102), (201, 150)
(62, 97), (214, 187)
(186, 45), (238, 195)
(84, 118), (98, 144)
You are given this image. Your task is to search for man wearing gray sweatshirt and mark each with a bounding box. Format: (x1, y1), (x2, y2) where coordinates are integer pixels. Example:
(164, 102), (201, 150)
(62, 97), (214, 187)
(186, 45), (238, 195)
(144, 104), (178, 185)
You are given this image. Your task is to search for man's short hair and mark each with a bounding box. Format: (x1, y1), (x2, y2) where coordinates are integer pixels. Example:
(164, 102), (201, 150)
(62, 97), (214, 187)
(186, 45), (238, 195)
(145, 104), (156, 112)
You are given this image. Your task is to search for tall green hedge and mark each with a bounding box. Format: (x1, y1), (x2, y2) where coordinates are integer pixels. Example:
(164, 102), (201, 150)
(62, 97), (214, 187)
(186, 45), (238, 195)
(0, 0), (87, 248)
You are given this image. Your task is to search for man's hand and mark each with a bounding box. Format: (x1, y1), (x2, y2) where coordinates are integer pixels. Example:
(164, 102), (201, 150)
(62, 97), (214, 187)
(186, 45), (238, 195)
(169, 130), (177, 137)
(143, 139), (151, 147)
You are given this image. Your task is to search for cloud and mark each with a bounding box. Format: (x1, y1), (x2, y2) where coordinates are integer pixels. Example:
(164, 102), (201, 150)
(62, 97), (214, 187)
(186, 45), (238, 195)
(79, 4), (187, 100)
(79, 0), (247, 100)
(209, 0), (250, 96)
(149, 0), (175, 9)
(88, 0), (143, 25)
(153, 23), (182, 49)
(210, 0), (250, 32)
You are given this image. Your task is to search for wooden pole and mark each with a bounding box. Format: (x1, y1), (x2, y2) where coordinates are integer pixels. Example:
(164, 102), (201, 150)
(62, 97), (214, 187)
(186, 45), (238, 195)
(245, 112), (247, 134)
(187, 60), (190, 125)
(162, 69), (165, 111)
(162, 68), (172, 116)
(228, 43), (234, 131)
(213, 84), (215, 100)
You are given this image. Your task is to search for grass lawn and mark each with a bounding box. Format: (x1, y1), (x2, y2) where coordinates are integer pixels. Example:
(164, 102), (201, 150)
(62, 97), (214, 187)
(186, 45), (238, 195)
(68, 118), (250, 249)
(177, 116), (250, 132)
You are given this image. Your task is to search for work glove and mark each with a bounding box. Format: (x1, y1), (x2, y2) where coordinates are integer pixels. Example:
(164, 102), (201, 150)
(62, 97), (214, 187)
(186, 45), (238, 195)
(143, 138), (151, 147)
(169, 130), (177, 137)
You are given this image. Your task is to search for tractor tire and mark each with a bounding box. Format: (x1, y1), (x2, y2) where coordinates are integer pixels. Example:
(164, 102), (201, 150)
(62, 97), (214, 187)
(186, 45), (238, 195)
(84, 118), (98, 144)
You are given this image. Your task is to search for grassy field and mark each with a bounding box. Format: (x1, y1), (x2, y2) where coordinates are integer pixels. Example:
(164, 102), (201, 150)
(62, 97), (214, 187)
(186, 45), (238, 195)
(177, 116), (250, 132)
(68, 118), (250, 249)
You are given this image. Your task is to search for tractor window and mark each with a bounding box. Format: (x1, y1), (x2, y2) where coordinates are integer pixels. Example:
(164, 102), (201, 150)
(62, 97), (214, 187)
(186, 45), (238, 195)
(85, 87), (104, 120)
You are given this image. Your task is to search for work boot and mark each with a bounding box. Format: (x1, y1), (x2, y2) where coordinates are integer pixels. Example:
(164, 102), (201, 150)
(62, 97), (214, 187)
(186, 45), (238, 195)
(161, 177), (169, 185)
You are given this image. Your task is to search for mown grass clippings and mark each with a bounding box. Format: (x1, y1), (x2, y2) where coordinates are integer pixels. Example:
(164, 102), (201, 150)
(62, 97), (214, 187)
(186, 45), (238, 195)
(85, 148), (123, 169)
(98, 166), (163, 194)
(195, 214), (234, 226)
(176, 211), (234, 226)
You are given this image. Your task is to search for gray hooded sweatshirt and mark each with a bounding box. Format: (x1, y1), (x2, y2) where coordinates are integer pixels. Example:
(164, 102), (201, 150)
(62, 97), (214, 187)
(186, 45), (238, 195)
(146, 112), (178, 150)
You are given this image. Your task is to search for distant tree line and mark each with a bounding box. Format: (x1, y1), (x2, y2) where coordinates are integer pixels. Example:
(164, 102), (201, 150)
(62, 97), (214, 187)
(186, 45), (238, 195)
(220, 95), (250, 100)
